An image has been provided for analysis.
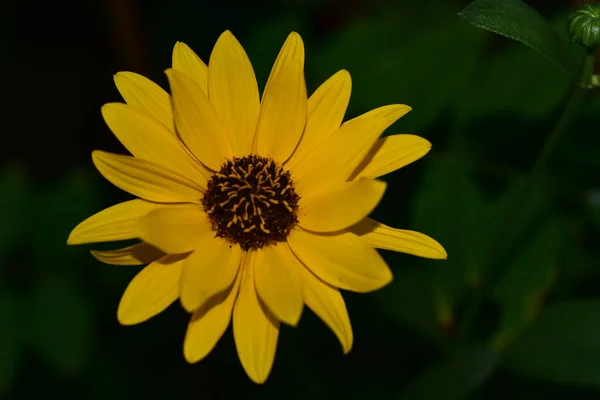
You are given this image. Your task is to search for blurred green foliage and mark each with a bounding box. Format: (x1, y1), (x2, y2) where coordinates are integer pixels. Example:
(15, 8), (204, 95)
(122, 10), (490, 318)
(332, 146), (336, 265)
(3, 0), (600, 398)
(0, 167), (31, 257)
(400, 345), (498, 400)
(493, 218), (560, 345)
(502, 301), (600, 388)
(27, 276), (93, 375)
(310, 15), (486, 132)
(0, 169), (100, 394)
(0, 286), (19, 392)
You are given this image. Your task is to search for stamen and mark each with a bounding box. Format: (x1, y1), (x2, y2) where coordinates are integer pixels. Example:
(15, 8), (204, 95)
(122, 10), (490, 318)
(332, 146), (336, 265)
(201, 155), (300, 251)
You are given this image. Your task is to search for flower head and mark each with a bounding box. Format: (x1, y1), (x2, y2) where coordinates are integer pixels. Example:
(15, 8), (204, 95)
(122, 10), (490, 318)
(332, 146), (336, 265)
(68, 31), (446, 383)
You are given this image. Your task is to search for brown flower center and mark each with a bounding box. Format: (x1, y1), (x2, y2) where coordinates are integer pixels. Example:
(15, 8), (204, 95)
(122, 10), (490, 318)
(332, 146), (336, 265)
(202, 155), (300, 251)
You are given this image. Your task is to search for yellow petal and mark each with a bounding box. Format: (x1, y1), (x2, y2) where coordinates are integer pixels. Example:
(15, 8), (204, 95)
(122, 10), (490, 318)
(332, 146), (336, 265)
(351, 134), (431, 180)
(286, 70), (351, 168)
(292, 260), (353, 353)
(91, 243), (164, 265)
(136, 204), (214, 254)
(351, 218), (447, 259)
(113, 72), (175, 133)
(101, 103), (210, 185)
(208, 31), (260, 156)
(233, 252), (279, 384)
(92, 150), (202, 203)
(180, 237), (241, 312)
(67, 199), (162, 245)
(165, 68), (232, 170)
(299, 179), (386, 232)
(184, 270), (241, 363)
(287, 228), (392, 293)
(262, 32), (304, 102)
(117, 254), (185, 325)
(254, 244), (303, 326)
(172, 42), (208, 94)
(254, 61), (306, 163)
(291, 105), (411, 194)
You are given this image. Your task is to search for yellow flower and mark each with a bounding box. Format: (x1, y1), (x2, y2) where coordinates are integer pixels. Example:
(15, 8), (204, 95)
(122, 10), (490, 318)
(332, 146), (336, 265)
(67, 31), (446, 383)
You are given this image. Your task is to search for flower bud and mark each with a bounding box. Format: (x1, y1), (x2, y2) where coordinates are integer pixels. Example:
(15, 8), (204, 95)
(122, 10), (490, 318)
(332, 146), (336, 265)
(568, 5), (600, 52)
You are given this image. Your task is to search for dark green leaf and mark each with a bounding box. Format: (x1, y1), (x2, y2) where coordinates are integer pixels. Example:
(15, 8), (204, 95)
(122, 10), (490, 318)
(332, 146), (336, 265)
(27, 276), (93, 375)
(0, 287), (19, 392)
(459, 0), (577, 76)
(502, 301), (600, 388)
(492, 219), (561, 347)
(400, 345), (498, 400)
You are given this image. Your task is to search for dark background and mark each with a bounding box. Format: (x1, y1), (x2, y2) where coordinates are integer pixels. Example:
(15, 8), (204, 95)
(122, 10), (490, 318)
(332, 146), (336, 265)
(2, 0), (600, 398)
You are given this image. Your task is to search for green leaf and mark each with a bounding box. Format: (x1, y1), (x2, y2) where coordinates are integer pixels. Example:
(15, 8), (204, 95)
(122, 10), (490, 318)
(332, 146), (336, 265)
(27, 276), (93, 375)
(492, 219), (561, 347)
(412, 157), (491, 327)
(459, 0), (577, 76)
(501, 301), (600, 388)
(400, 345), (498, 400)
(0, 286), (19, 392)
(0, 166), (32, 257)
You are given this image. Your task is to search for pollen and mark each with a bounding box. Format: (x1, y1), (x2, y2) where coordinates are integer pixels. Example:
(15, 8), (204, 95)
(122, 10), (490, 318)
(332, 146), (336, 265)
(202, 155), (300, 251)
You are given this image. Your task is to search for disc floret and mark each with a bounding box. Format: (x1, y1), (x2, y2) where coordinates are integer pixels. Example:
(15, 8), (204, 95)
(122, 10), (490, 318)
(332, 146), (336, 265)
(202, 155), (300, 251)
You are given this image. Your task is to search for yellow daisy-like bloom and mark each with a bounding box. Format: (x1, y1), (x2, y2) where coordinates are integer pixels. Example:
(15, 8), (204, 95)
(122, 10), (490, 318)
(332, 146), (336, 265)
(67, 31), (446, 383)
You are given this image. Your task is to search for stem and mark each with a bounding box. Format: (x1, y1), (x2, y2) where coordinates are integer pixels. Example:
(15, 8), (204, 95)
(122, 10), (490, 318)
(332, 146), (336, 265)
(459, 54), (596, 343)
(579, 53), (596, 88)
(532, 81), (588, 177)
(531, 54), (594, 177)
